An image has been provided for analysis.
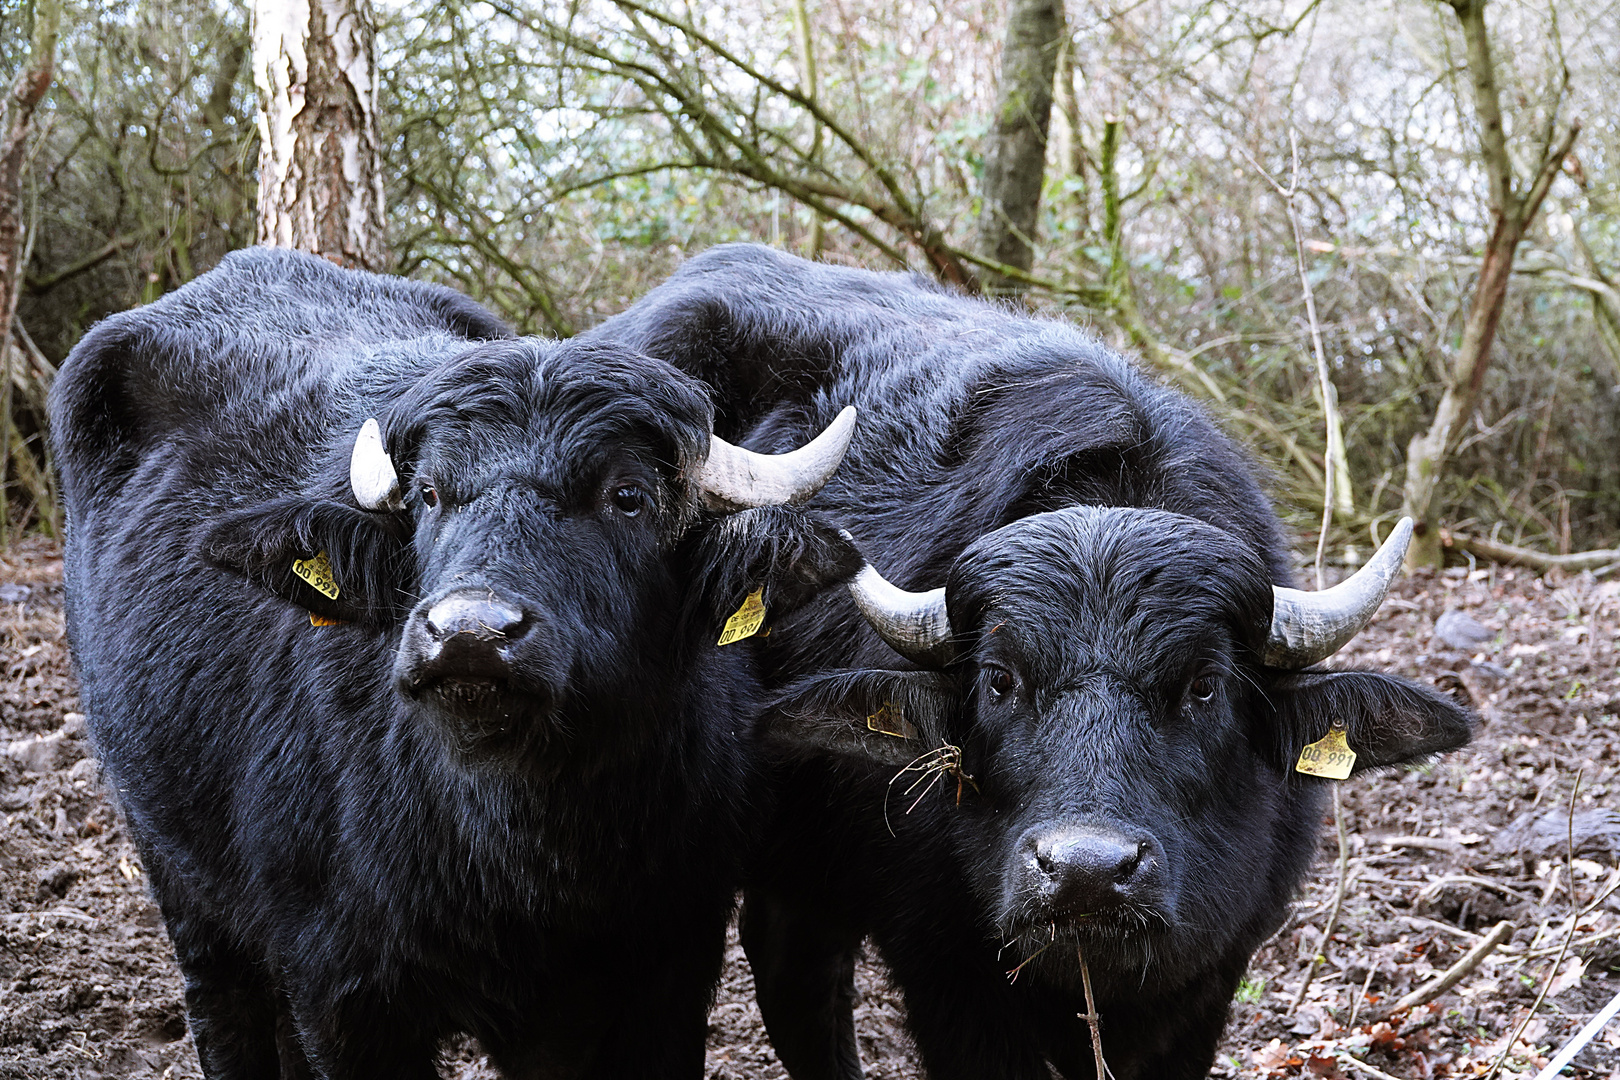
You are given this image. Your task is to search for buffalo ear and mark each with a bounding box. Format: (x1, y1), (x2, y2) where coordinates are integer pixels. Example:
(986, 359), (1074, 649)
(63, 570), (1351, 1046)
(685, 505), (864, 631)
(1266, 670), (1475, 775)
(198, 497), (411, 626)
(763, 669), (957, 766)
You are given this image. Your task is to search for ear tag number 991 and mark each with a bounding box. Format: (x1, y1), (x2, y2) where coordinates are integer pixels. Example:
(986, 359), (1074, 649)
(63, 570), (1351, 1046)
(292, 551), (340, 600)
(1295, 726), (1356, 780)
(717, 588), (766, 646)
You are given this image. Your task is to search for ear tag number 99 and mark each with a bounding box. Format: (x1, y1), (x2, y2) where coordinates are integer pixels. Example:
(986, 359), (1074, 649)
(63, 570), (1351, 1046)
(292, 551), (340, 600)
(1295, 726), (1356, 780)
(717, 588), (766, 646)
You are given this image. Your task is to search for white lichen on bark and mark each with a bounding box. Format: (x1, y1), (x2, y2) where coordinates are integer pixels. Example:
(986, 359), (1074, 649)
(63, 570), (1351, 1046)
(252, 0), (387, 270)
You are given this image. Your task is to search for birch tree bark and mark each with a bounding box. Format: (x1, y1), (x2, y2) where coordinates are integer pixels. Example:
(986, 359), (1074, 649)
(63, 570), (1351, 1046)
(252, 0), (388, 270)
(1399, 0), (1578, 568)
(975, 0), (1065, 295)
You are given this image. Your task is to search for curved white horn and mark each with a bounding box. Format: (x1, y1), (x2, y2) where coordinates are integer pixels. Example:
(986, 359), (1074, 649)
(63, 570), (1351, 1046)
(694, 406), (857, 512)
(1264, 517), (1413, 669)
(848, 562), (955, 668)
(350, 418), (402, 511)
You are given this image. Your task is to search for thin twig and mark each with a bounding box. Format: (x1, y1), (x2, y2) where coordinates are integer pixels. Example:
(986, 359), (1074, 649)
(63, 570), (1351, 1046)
(1241, 131), (1351, 585)
(1005, 940), (1054, 984)
(1293, 785), (1350, 1010)
(1077, 946), (1109, 1080)
(884, 745), (974, 835)
(1385, 920), (1514, 1016)
(1348, 966), (1375, 1029)
(1483, 771), (1583, 1080)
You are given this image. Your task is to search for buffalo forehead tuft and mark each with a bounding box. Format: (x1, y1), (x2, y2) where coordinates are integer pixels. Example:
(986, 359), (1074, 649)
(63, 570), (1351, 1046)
(381, 339), (713, 508)
(946, 507), (1275, 668)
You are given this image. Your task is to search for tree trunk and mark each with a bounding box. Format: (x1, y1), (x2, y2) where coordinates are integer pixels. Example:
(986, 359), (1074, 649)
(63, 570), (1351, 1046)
(0, 0), (61, 543)
(975, 0), (1064, 295)
(791, 0), (824, 259)
(252, 0), (388, 270)
(1569, 222), (1620, 373)
(1, 0), (60, 337)
(1399, 0), (1578, 568)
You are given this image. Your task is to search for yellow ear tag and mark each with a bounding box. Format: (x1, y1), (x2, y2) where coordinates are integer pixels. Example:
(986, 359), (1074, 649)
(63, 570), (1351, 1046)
(291, 551), (340, 600)
(717, 588), (766, 646)
(1295, 726), (1356, 780)
(309, 614), (347, 627)
(865, 701), (918, 740)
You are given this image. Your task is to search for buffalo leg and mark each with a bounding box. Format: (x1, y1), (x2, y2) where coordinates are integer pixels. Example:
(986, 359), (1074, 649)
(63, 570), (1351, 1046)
(177, 958), (279, 1080)
(1091, 964), (1243, 1080)
(876, 931), (1051, 1080)
(739, 890), (863, 1080)
(287, 989), (442, 1080)
(583, 913), (729, 1080)
(148, 843), (281, 1080)
(164, 920), (279, 1080)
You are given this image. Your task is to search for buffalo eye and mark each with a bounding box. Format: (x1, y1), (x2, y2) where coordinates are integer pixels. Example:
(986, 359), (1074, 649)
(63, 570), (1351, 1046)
(610, 483), (650, 517)
(983, 665), (1016, 698)
(419, 484), (439, 508)
(1189, 673), (1218, 703)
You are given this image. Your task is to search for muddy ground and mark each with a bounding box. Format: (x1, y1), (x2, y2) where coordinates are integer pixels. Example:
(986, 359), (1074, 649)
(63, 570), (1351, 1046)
(1, 534), (1616, 1078)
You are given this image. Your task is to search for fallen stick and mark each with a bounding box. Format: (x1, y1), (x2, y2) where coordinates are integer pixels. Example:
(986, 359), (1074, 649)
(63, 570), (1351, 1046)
(1398, 914), (1486, 941)
(1443, 530), (1620, 573)
(1385, 920), (1514, 1016)
(1375, 834), (1468, 855)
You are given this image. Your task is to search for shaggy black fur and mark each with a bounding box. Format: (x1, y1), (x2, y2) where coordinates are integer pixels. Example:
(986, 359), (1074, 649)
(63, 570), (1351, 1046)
(587, 244), (1474, 1080)
(50, 247), (860, 1079)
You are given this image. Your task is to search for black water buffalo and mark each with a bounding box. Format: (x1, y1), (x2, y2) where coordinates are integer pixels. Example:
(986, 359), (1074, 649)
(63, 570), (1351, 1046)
(587, 243), (1473, 1080)
(50, 247), (863, 1079)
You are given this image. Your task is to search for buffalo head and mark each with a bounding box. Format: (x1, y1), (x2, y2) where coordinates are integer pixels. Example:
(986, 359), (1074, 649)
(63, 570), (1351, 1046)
(764, 506), (1471, 984)
(201, 339), (861, 764)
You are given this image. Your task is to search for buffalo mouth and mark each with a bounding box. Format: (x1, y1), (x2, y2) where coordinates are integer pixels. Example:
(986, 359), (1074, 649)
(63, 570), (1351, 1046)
(417, 674), (511, 722)
(1001, 900), (1169, 944)
(401, 669), (556, 759)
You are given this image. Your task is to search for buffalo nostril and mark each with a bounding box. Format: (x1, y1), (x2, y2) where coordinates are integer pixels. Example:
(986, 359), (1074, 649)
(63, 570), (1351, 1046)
(425, 593), (526, 643)
(1113, 842), (1146, 882)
